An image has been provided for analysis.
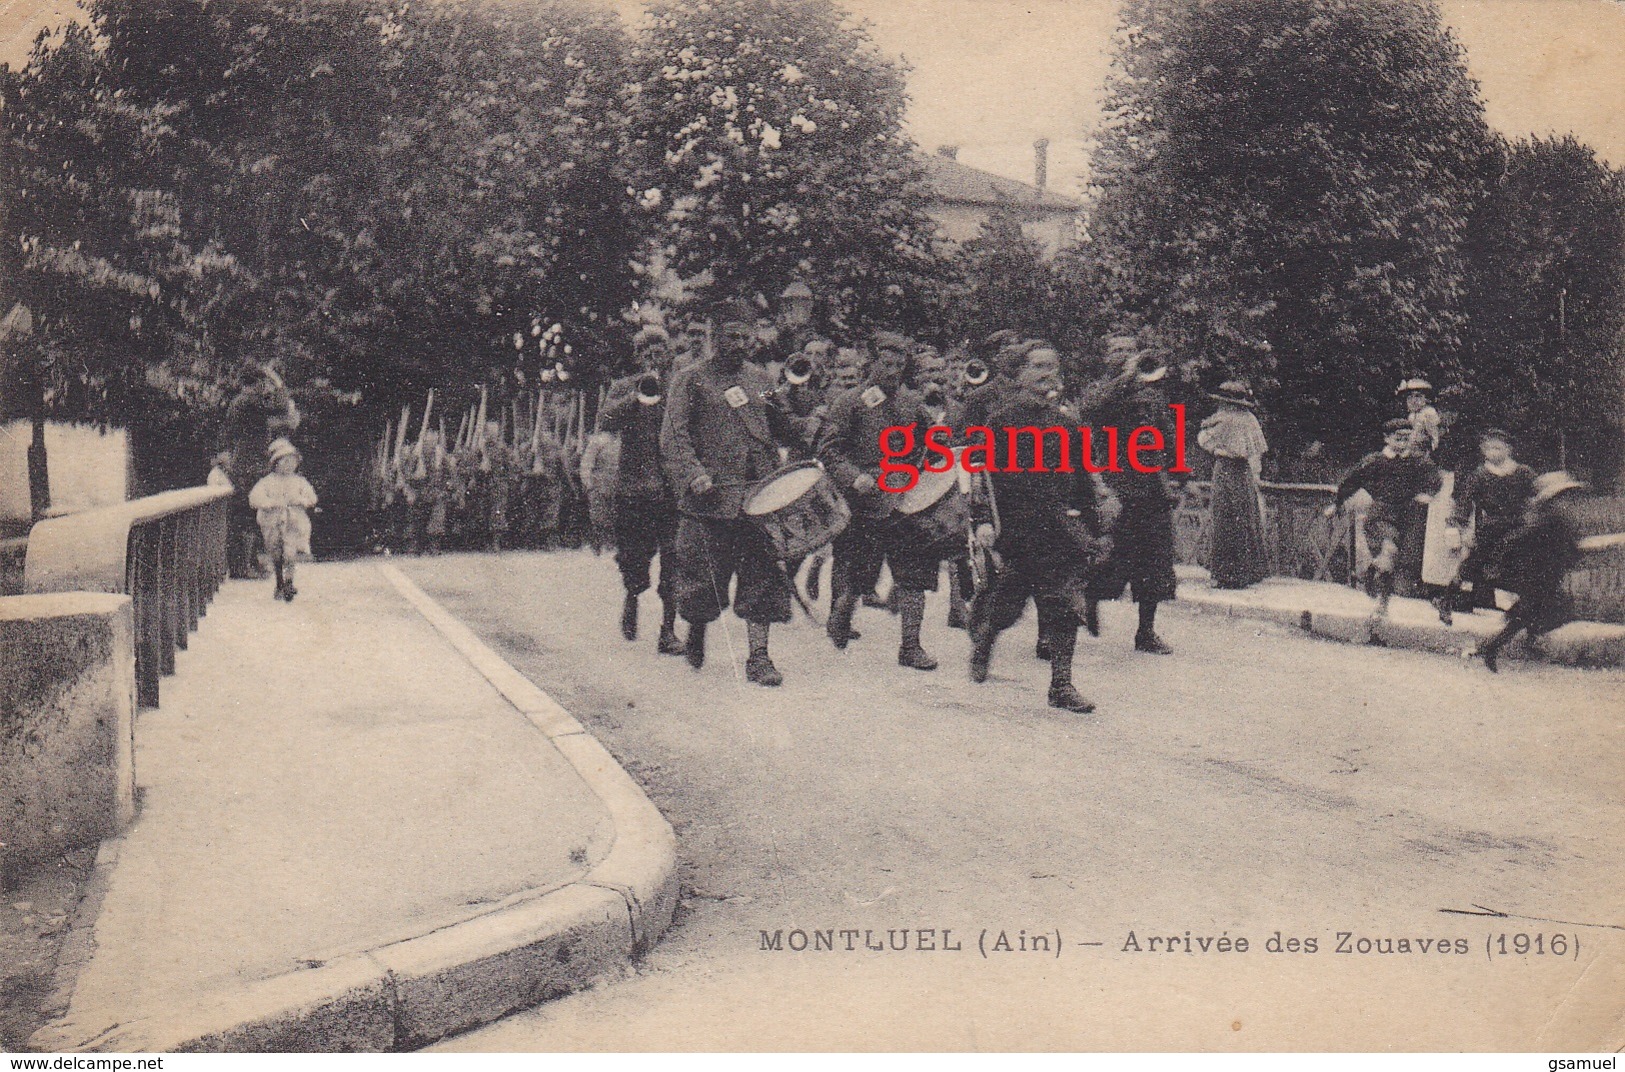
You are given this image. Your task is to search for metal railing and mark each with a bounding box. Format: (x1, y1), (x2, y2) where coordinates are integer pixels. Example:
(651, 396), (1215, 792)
(24, 486), (232, 707)
(1174, 480), (1358, 585)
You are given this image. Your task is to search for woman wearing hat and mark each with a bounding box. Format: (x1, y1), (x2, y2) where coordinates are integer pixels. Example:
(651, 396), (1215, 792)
(1478, 471), (1587, 671)
(249, 438), (319, 601)
(1198, 381), (1269, 589)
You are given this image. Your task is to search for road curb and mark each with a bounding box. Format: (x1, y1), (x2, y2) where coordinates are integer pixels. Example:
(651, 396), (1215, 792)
(1173, 582), (1625, 669)
(30, 565), (676, 1053)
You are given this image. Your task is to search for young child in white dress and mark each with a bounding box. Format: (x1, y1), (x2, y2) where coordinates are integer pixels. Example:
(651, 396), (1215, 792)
(249, 438), (318, 601)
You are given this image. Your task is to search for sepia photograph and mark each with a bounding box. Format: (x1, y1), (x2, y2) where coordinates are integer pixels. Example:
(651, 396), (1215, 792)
(1, 0), (1623, 1055)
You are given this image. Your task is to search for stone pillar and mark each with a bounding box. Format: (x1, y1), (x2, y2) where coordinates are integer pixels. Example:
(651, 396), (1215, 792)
(0, 594), (136, 882)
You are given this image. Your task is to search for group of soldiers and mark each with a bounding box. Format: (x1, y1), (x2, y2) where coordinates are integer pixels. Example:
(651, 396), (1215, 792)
(596, 295), (1183, 714)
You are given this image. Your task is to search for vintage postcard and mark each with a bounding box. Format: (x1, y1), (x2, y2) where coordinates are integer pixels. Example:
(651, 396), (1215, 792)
(1, 0), (1622, 1055)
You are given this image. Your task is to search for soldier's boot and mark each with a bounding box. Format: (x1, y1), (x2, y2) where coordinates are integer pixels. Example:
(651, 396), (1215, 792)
(946, 569), (970, 630)
(657, 600), (683, 656)
(896, 589), (936, 671)
(745, 622), (782, 687)
(272, 562), (287, 601)
(828, 593), (858, 650)
(1084, 598), (1101, 638)
(684, 622), (707, 670)
(620, 591), (639, 641)
(1035, 601), (1053, 660)
(1046, 628), (1094, 713)
(969, 622), (996, 684)
(1133, 600), (1172, 654)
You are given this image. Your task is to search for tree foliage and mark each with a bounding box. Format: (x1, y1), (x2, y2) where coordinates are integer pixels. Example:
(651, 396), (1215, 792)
(623, 0), (944, 333)
(0, 22), (234, 428)
(2, 0), (638, 461)
(1458, 135), (1625, 481)
(1084, 0), (1495, 456)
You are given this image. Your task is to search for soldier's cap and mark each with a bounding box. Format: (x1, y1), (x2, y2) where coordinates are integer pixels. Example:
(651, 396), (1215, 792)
(1396, 377), (1433, 395)
(1479, 427), (1514, 445)
(714, 296), (763, 327)
(996, 338), (1057, 381)
(1383, 418), (1413, 435)
(633, 324), (670, 350)
(978, 328), (1021, 358)
(871, 330), (913, 355)
(780, 281), (813, 301)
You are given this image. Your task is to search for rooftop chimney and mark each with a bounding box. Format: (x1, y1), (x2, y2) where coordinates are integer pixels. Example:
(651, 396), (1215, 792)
(1034, 138), (1050, 195)
(936, 144), (959, 161)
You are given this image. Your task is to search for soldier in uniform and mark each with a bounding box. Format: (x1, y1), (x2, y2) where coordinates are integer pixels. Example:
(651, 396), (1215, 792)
(600, 325), (683, 655)
(478, 420), (517, 552)
(1083, 337), (1182, 653)
(672, 314), (710, 371)
(522, 427), (567, 549)
(816, 331), (943, 670)
(406, 428), (452, 555)
(661, 298), (805, 686)
(968, 340), (1104, 713)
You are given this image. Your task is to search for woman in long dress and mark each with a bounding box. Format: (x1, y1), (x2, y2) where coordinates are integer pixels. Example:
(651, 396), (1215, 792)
(1198, 381), (1269, 589)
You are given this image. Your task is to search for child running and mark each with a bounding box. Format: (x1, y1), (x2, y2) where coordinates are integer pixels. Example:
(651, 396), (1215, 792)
(249, 438), (319, 601)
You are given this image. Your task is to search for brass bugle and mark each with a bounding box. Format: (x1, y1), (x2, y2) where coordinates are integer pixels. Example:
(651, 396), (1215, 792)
(784, 355), (814, 386)
(637, 372), (663, 405)
(963, 358), (990, 387)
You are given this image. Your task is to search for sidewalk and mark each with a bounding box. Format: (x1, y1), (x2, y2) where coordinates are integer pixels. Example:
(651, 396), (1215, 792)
(1173, 564), (1625, 668)
(31, 561), (675, 1052)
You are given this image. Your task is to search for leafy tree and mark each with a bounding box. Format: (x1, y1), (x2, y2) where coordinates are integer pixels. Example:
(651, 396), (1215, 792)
(1084, 0), (1495, 457)
(944, 206), (1054, 347)
(624, 0), (946, 335)
(1458, 135), (1625, 484)
(0, 21), (236, 506)
(4, 0), (638, 501)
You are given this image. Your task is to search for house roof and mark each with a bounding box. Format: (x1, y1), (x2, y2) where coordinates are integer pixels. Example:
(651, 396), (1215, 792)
(917, 153), (1080, 212)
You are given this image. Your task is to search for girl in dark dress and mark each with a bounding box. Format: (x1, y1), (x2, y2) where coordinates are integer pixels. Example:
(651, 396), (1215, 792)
(1446, 429), (1537, 615)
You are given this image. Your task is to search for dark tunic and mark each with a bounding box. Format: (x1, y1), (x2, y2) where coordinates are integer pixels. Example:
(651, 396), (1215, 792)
(1496, 490), (1586, 634)
(1333, 450), (1443, 543)
(1086, 378), (1179, 604)
(971, 395), (1104, 635)
(1450, 462), (1537, 596)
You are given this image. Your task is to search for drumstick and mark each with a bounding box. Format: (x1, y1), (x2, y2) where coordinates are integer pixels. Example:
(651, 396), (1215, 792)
(780, 561), (824, 627)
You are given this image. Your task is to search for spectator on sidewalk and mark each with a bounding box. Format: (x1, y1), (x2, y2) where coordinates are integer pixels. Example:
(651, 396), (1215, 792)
(1479, 471), (1588, 672)
(249, 438), (319, 602)
(1445, 429), (1537, 617)
(1325, 420), (1442, 624)
(1198, 381), (1269, 589)
(207, 451), (235, 489)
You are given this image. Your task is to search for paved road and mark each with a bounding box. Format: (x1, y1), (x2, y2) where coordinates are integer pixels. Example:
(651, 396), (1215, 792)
(398, 550), (1625, 1051)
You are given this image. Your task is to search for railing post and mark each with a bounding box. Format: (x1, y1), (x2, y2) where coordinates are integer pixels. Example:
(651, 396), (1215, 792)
(133, 527), (162, 709)
(156, 517), (177, 674)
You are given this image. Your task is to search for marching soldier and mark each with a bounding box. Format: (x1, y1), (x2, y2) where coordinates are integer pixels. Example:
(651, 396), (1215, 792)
(522, 426), (567, 549)
(816, 330), (943, 670)
(968, 340), (1105, 713)
(600, 326), (683, 655)
(406, 428), (452, 555)
(661, 297), (806, 686)
(1083, 336), (1182, 653)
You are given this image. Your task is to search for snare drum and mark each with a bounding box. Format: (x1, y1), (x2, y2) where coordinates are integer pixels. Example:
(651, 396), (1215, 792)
(742, 460), (852, 560)
(895, 461), (970, 553)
